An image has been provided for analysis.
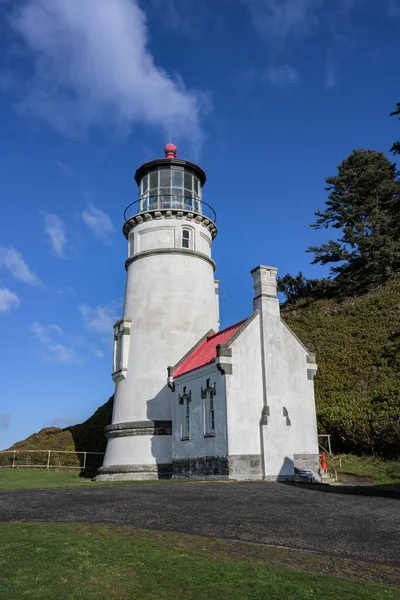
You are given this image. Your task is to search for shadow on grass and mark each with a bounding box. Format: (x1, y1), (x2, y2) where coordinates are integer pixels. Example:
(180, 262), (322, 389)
(281, 481), (400, 500)
(79, 471), (97, 479)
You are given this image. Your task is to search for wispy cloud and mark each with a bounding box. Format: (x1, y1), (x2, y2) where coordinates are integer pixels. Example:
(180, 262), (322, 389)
(0, 414), (11, 430)
(387, 0), (400, 17)
(243, 0), (322, 45)
(147, 0), (222, 38)
(6, 0), (203, 144)
(0, 288), (20, 313)
(79, 301), (120, 335)
(91, 348), (105, 359)
(30, 321), (82, 363)
(264, 64), (300, 86)
(0, 246), (41, 286)
(55, 160), (74, 178)
(43, 213), (67, 258)
(325, 49), (336, 89)
(81, 203), (114, 242)
(44, 416), (80, 427)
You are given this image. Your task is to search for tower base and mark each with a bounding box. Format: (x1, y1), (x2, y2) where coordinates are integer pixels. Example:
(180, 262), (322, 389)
(94, 463), (172, 481)
(94, 420), (172, 482)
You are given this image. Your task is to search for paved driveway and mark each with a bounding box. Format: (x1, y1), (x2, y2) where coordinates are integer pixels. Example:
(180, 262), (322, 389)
(0, 481), (399, 564)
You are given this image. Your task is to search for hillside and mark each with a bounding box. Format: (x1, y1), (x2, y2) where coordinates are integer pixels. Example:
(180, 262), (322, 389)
(7, 278), (400, 459)
(282, 276), (400, 458)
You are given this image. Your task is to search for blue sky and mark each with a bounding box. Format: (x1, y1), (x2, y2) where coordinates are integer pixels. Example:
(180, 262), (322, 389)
(0, 0), (399, 449)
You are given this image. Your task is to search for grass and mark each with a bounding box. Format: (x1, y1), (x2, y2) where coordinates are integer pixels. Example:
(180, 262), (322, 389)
(1, 522), (399, 600)
(0, 469), (184, 492)
(336, 455), (400, 489)
(2, 457), (400, 492)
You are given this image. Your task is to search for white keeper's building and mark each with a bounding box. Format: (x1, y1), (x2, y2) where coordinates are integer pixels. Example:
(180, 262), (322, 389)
(96, 144), (320, 482)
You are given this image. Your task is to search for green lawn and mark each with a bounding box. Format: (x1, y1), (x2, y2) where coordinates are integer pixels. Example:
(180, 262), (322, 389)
(0, 469), (124, 491)
(0, 469), (187, 491)
(0, 523), (399, 600)
(336, 455), (400, 488)
(2, 457), (400, 492)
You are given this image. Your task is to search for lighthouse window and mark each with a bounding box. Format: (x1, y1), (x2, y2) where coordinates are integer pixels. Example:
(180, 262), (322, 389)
(171, 169), (183, 189)
(142, 175), (148, 194)
(129, 234), (134, 257)
(159, 168), (170, 188)
(184, 171), (193, 193)
(182, 228), (191, 249)
(149, 170), (158, 192)
(112, 320), (131, 383)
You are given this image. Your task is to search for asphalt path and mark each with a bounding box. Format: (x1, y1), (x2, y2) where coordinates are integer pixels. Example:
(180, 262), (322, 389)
(0, 481), (399, 564)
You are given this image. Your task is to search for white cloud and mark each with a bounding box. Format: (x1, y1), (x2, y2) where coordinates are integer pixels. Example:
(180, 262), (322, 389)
(6, 0), (203, 144)
(30, 321), (62, 344)
(30, 321), (82, 363)
(244, 0), (322, 45)
(325, 49), (336, 89)
(43, 343), (82, 364)
(79, 302), (120, 335)
(0, 414), (11, 429)
(387, 0), (400, 17)
(264, 65), (299, 86)
(0, 288), (20, 313)
(0, 246), (41, 286)
(55, 160), (74, 177)
(81, 203), (114, 242)
(44, 416), (80, 427)
(43, 213), (67, 258)
(92, 348), (105, 359)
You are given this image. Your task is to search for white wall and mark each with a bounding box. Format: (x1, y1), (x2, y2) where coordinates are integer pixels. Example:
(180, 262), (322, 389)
(225, 315), (263, 457)
(129, 218), (213, 257)
(113, 217), (218, 426)
(103, 214), (219, 472)
(172, 364), (227, 459)
(252, 266), (319, 479)
(104, 434), (171, 467)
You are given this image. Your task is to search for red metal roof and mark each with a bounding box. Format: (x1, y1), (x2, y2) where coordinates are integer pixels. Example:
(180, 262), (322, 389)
(173, 319), (247, 378)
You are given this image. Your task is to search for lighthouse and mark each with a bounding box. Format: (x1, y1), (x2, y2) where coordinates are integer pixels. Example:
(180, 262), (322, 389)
(97, 143), (321, 483)
(96, 143), (219, 481)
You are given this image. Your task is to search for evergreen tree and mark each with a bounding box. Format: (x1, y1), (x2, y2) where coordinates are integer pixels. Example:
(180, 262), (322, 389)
(390, 102), (400, 155)
(277, 272), (332, 304)
(277, 272), (313, 304)
(308, 149), (400, 293)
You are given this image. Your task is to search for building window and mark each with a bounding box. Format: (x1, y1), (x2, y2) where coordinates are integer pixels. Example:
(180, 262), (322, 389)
(179, 387), (191, 440)
(182, 228), (192, 249)
(207, 395), (215, 434)
(202, 378), (216, 436)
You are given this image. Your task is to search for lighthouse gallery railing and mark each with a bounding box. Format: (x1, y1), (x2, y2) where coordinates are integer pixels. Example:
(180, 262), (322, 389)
(124, 195), (217, 223)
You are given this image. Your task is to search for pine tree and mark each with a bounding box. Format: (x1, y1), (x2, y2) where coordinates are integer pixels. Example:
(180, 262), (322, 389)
(277, 272), (313, 304)
(390, 102), (400, 155)
(308, 149), (400, 293)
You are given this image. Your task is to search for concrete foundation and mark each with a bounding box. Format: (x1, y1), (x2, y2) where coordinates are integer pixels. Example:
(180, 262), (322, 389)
(95, 463), (172, 481)
(173, 454), (263, 480)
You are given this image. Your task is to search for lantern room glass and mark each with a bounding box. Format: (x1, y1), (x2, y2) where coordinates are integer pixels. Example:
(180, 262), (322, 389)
(139, 167), (202, 213)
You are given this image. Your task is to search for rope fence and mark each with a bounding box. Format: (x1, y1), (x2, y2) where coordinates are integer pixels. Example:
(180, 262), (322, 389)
(0, 450), (104, 471)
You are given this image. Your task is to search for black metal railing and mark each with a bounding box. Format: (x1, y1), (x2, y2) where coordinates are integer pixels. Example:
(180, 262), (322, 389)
(124, 195), (217, 223)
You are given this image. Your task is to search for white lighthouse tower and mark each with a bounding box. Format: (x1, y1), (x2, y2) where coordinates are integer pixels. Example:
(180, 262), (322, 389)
(96, 143), (219, 480)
